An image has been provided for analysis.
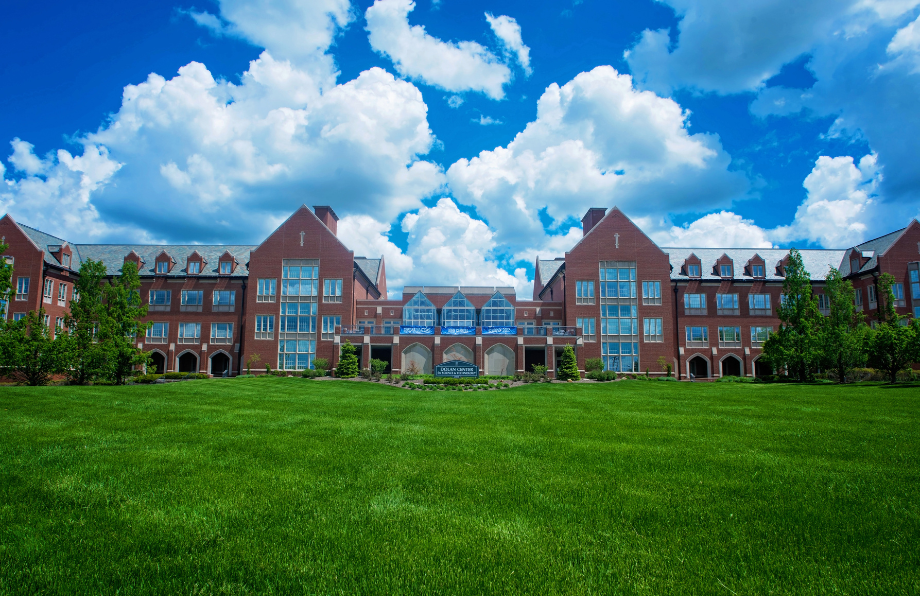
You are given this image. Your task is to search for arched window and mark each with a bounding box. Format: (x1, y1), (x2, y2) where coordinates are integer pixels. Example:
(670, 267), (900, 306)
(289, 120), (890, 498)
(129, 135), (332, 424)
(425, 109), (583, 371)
(403, 292), (436, 327)
(441, 292), (476, 327)
(481, 292), (515, 327)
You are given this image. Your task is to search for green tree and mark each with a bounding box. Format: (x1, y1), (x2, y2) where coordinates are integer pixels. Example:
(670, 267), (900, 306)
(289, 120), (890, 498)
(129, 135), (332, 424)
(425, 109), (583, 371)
(556, 345), (580, 381)
(62, 259), (111, 384)
(0, 309), (67, 385)
(763, 249), (823, 382)
(0, 240), (13, 320)
(369, 358), (387, 380)
(819, 268), (869, 383)
(101, 261), (151, 384)
(336, 341), (359, 378)
(867, 273), (920, 383)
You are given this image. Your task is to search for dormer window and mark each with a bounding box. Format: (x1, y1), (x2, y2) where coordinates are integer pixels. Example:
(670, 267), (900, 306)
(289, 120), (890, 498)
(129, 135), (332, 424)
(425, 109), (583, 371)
(156, 261), (169, 274)
(720, 264), (732, 277)
(687, 264), (701, 277)
(188, 261), (200, 274)
(850, 258), (859, 273)
(220, 261), (232, 275)
(751, 264), (764, 277)
(62, 253), (71, 268)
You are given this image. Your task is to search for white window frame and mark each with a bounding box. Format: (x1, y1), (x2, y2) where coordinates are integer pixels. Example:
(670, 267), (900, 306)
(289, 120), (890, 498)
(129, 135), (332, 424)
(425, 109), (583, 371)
(156, 261), (169, 274)
(718, 326), (742, 348)
(178, 322), (201, 344)
(188, 261), (201, 275)
(323, 279), (343, 303)
(687, 263), (701, 277)
(684, 293), (707, 315)
(576, 317), (596, 341)
(220, 261), (232, 275)
(148, 290), (172, 311)
(748, 293), (772, 316)
(257, 278), (277, 302)
(868, 284), (877, 305)
(720, 264), (733, 278)
(643, 318), (663, 342)
(210, 323), (233, 344)
(62, 253), (71, 268)
(751, 264), (765, 278)
(213, 290), (236, 312)
(642, 281), (662, 305)
(685, 326), (708, 348)
(892, 283), (906, 307)
(751, 326), (772, 348)
(321, 315), (341, 340)
(716, 293), (739, 315)
(16, 277), (29, 300)
(255, 315), (275, 340)
(146, 322), (169, 343)
(43, 278), (54, 302)
(575, 281), (595, 305)
(58, 282), (68, 304)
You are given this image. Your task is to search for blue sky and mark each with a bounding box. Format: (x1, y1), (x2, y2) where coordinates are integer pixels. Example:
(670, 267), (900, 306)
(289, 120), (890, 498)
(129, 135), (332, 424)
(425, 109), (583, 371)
(2, 0), (918, 294)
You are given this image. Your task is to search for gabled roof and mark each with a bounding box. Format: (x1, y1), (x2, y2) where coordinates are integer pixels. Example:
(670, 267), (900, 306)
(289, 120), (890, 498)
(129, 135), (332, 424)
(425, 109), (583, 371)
(354, 257), (382, 284)
(842, 227), (906, 276)
(537, 258), (565, 282)
(664, 247), (847, 281)
(18, 223), (83, 268)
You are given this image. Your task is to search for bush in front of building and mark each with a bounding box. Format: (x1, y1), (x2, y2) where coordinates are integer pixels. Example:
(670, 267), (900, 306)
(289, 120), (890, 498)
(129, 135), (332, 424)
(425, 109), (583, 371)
(336, 341), (360, 378)
(312, 358), (330, 375)
(556, 345), (580, 381)
(301, 369), (323, 379)
(133, 374), (163, 384)
(585, 358), (604, 373)
(163, 372), (208, 380)
(586, 370), (617, 382)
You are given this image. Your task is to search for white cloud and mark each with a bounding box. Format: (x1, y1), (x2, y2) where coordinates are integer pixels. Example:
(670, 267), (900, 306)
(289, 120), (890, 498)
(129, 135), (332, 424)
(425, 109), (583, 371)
(2, 52), (443, 244)
(401, 198), (531, 295)
(447, 95), (464, 108)
(1, 142), (123, 241)
(773, 154), (881, 247)
(624, 0), (919, 95)
(365, 0), (512, 99)
(179, 9), (232, 38)
(338, 214), (415, 292)
(485, 13), (532, 76)
(654, 211), (775, 248)
(446, 66), (748, 251)
(474, 115), (502, 125)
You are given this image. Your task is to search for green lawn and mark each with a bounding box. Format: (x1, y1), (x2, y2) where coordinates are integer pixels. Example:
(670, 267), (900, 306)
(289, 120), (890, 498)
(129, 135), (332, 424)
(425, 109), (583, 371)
(1, 379), (918, 595)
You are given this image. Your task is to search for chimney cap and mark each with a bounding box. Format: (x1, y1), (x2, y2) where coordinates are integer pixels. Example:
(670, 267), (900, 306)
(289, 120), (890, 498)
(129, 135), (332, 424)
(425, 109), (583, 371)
(313, 205), (339, 221)
(581, 207), (607, 222)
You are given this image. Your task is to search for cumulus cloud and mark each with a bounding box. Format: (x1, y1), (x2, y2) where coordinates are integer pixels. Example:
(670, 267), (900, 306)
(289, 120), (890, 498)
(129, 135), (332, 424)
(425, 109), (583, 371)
(485, 13), (532, 75)
(446, 66), (749, 250)
(366, 0), (512, 99)
(187, 0), (353, 87)
(474, 115), (502, 125)
(773, 154), (881, 247)
(1, 141), (123, 240)
(654, 211), (775, 248)
(401, 198), (532, 294)
(624, 0), (918, 95)
(447, 95), (464, 108)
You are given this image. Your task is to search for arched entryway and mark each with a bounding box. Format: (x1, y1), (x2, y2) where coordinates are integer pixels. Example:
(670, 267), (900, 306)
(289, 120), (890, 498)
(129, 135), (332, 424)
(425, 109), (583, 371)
(443, 343), (474, 363)
(177, 351), (199, 374)
(402, 343), (432, 375)
(754, 357), (772, 378)
(149, 351), (166, 374)
(721, 355), (742, 378)
(688, 355), (709, 379)
(210, 352), (231, 377)
(485, 344), (515, 376)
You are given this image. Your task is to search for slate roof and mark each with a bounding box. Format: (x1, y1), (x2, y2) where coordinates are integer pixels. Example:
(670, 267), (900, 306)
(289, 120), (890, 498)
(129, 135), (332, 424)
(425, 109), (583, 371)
(663, 248), (848, 281)
(537, 259), (565, 282)
(18, 224), (82, 269)
(76, 244), (258, 277)
(354, 257), (382, 284)
(841, 228), (905, 276)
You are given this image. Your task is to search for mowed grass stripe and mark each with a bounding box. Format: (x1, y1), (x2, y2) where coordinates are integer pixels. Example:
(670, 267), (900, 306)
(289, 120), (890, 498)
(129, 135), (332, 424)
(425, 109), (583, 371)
(0, 379), (917, 595)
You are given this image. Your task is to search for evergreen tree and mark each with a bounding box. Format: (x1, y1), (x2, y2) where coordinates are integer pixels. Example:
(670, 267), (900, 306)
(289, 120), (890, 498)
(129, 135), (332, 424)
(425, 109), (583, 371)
(336, 340), (359, 378)
(867, 273), (920, 383)
(101, 261), (151, 384)
(556, 345), (580, 381)
(63, 259), (111, 384)
(763, 248), (822, 381)
(0, 309), (67, 385)
(819, 268), (869, 383)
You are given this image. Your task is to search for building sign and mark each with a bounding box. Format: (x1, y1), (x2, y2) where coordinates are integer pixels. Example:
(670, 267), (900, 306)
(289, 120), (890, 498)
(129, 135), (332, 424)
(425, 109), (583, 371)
(441, 326), (476, 336)
(400, 326), (434, 335)
(434, 360), (480, 378)
(482, 326), (517, 335)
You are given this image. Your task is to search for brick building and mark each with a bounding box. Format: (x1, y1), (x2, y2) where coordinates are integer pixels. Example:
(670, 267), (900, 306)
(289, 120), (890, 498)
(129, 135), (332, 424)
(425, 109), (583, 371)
(2, 205), (918, 378)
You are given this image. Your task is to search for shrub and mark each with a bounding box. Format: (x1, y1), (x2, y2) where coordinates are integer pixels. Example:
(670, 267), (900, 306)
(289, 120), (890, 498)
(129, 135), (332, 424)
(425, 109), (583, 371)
(585, 358), (604, 373)
(133, 373), (163, 384)
(369, 359), (388, 380)
(301, 369), (323, 379)
(655, 376), (677, 382)
(557, 345), (580, 381)
(312, 358), (329, 375)
(336, 341), (360, 378)
(586, 370), (617, 382)
(531, 364), (548, 377)
(236, 374), (256, 378)
(716, 375), (754, 383)
(162, 372), (208, 380)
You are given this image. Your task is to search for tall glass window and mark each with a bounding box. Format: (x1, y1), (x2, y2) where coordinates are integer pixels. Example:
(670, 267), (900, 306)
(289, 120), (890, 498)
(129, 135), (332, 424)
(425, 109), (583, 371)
(480, 293), (515, 327)
(403, 292), (436, 326)
(600, 261), (639, 372)
(282, 263), (319, 297)
(280, 303), (317, 333)
(279, 339), (316, 370)
(441, 292), (476, 327)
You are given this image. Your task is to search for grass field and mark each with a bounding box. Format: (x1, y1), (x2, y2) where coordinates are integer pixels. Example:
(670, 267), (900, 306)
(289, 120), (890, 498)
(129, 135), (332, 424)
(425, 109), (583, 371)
(1, 379), (918, 595)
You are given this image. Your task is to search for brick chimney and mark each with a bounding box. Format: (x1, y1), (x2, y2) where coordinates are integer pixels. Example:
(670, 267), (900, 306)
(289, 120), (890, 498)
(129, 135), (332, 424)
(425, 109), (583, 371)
(582, 208), (606, 237)
(313, 206), (339, 236)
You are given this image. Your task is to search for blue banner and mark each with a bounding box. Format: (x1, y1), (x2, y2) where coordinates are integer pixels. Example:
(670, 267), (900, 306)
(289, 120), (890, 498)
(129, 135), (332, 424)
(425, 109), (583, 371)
(400, 326), (434, 335)
(441, 326), (476, 336)
(481, 326), (517, 335)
